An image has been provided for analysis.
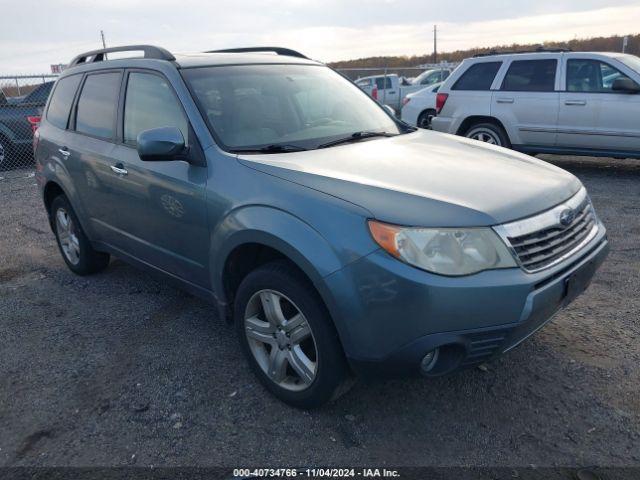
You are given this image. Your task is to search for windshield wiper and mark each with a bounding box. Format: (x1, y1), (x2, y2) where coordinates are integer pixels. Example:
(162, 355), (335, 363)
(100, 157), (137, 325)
(317, 131), (397, 149)
(230, 144), (308, 154)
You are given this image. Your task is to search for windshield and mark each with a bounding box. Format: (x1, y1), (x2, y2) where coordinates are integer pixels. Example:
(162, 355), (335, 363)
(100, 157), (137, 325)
(618, 54), (640, 74)
(182, 64), (402, 151)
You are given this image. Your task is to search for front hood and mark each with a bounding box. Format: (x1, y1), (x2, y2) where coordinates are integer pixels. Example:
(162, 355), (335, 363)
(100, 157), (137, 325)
(237, 130), (581, 227)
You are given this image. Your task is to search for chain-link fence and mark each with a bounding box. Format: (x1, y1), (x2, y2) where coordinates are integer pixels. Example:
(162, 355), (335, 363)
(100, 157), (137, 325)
(0, 74), (58, 181)
(336, 63), (458, 113)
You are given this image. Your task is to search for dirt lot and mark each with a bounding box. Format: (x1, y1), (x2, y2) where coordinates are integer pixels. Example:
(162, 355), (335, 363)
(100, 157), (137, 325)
(0, 156), (639, 469)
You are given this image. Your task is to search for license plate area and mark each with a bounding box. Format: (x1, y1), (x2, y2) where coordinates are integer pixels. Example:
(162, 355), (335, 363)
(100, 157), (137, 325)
(563, 260), (597, 305)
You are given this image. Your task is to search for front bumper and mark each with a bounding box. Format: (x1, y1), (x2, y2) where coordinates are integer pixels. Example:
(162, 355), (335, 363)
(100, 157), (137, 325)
(322, 226), (609, 377)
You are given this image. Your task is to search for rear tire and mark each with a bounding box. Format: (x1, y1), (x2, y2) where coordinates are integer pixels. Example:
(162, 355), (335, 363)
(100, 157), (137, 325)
(51, 195), (110, 275)
(464, 122), (511, 148)
(0, 136), (12, 169)
(417, 109), (436, 129)
(234, 260), (348, 409)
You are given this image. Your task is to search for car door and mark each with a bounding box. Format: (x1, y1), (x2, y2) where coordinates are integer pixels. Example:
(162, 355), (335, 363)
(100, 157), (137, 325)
(558, 58), (640, 152)
(491, 58), (560, 147)
(65, 70), (123, 245)
(376, 76), (398, 107)
(108, 70), (210, 286)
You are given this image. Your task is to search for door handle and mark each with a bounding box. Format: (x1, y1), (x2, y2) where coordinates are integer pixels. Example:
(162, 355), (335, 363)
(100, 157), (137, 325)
(565, 100), (587, 106)
(388, 91), (396, 94)
(496, 97), (515, 104)
(110, 164), (128, 176)
(58, 148), (70, 157)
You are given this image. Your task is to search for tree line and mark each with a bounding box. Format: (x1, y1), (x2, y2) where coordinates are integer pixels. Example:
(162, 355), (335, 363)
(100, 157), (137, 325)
(328, 34), (639, 68)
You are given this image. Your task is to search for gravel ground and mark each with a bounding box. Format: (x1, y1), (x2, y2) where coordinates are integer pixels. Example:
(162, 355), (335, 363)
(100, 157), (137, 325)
(0, 156), (639, 469)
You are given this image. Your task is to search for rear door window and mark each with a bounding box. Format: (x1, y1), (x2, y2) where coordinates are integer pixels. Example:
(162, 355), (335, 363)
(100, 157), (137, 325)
(501, 59), (557, 92)
(123, 72), (189, 145)
(46, 75), (82, 130)
(75, 72), (121, 139)
(453, 62), (502, 91)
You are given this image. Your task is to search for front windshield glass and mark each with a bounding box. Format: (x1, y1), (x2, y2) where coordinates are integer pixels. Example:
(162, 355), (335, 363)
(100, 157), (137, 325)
(182, 64), (402, 151)
(618, 54), (640, 74)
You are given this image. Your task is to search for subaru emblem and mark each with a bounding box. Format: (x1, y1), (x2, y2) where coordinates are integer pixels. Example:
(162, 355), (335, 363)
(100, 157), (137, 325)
(559, 208), (575, 227)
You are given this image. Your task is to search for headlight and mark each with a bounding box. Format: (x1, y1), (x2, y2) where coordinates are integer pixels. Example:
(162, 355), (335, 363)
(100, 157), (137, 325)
(368, 220), (517, 276)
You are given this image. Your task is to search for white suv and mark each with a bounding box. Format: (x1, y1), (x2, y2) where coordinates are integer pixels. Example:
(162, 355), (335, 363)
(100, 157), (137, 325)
(431, 50), (640, 158)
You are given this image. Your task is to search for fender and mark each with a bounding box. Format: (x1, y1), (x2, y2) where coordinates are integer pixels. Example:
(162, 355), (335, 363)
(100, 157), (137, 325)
(209, 205), (354, 334)
(40, 156), (94, 239)
(211, 205), (345, 296)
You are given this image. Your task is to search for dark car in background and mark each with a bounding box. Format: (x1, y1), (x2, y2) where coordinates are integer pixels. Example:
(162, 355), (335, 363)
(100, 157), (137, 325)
(0, 81), (54, 168)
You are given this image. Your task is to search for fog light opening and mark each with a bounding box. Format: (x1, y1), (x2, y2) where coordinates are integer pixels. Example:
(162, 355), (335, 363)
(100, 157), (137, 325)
(420, 348), (440, 373)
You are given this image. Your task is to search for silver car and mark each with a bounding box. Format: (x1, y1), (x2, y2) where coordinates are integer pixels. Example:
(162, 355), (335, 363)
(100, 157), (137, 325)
(432, 50), (640, 158)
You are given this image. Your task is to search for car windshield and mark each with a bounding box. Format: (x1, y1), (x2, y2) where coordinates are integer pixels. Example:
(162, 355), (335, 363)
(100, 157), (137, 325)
(618, 54), (640, 74)
(182, 64), (403, 152)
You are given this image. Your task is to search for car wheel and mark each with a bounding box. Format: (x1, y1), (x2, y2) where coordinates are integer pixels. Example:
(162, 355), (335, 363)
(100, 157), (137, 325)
(417, 109), (436, 129)
(465, 122), (511, 148)
(51, 195), (110, 275)
(234, 260), (348, 409)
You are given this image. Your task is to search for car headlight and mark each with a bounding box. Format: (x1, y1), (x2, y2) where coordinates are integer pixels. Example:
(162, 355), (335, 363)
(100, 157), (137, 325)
(368, 220), (517, 276)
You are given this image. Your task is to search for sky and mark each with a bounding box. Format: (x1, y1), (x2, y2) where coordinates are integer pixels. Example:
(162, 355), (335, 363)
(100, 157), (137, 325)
(1, 0), (639, 74)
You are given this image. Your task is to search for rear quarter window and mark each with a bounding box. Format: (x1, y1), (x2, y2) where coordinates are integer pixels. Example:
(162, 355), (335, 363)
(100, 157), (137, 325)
(452, 62), (502, 91)
(46, 75), (82, 130)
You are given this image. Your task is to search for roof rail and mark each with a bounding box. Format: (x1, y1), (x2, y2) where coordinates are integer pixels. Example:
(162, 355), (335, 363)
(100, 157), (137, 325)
(206, 47), (309, 59)
(473, 47), (572, 58)
(69, 45), (175, 67)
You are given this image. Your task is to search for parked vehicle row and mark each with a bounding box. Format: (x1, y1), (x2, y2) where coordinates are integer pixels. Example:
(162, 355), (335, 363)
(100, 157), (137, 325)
(430, 50), (640, 158)
(355, 68), (451, 110)
(36, 45), (607, 408)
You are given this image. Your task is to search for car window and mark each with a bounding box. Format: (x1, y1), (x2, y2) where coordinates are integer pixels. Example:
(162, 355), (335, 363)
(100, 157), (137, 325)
(183, 64), (401, 150)
(501, 59), (557, 92)
(567, 59), (636, 92)
(75, 72), (121, 139)
(356, 79), (372, 87)
(453, 62), (502, 91)
(46, 75), (82, 130)
(375, 77), (392, 89)
(123, 72), (189, 145)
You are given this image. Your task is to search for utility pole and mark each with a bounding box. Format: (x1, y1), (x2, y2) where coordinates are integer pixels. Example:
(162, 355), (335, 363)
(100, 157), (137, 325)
(622, 35), (629, 53)
(433, 25), (438, 64)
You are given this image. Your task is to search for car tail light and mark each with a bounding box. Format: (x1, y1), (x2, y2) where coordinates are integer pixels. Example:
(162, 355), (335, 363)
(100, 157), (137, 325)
(402, 96), (411, 106)
(372, 86), (378, 100)
(435, 93), (448, 114)
(27, 115), (41, 134)
(33, 128), (41, 154)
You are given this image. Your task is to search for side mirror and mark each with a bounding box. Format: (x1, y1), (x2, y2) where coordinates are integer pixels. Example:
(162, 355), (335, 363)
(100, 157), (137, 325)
(612, 77), (640, 94)
(137, 127), (186, 162)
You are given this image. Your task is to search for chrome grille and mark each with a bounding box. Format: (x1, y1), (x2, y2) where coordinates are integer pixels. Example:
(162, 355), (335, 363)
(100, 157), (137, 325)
(494, 188), (599, 273)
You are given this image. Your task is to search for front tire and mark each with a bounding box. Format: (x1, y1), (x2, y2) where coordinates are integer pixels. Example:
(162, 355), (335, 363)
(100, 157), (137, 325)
(51, 195), (110, 275)
(234, 261), (348, 408)
(464, 122), (510, 148)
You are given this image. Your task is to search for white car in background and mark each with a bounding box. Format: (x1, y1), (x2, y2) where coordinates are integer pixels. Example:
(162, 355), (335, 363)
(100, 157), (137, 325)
(401, 82), (442, 128)
(431, 50), (640, 158)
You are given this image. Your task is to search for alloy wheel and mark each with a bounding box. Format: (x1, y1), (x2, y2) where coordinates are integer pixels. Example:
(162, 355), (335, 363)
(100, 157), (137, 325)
(55, 207), (81, 265)
(467, 128), (501, 145)
(244, 289), (318, 391)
